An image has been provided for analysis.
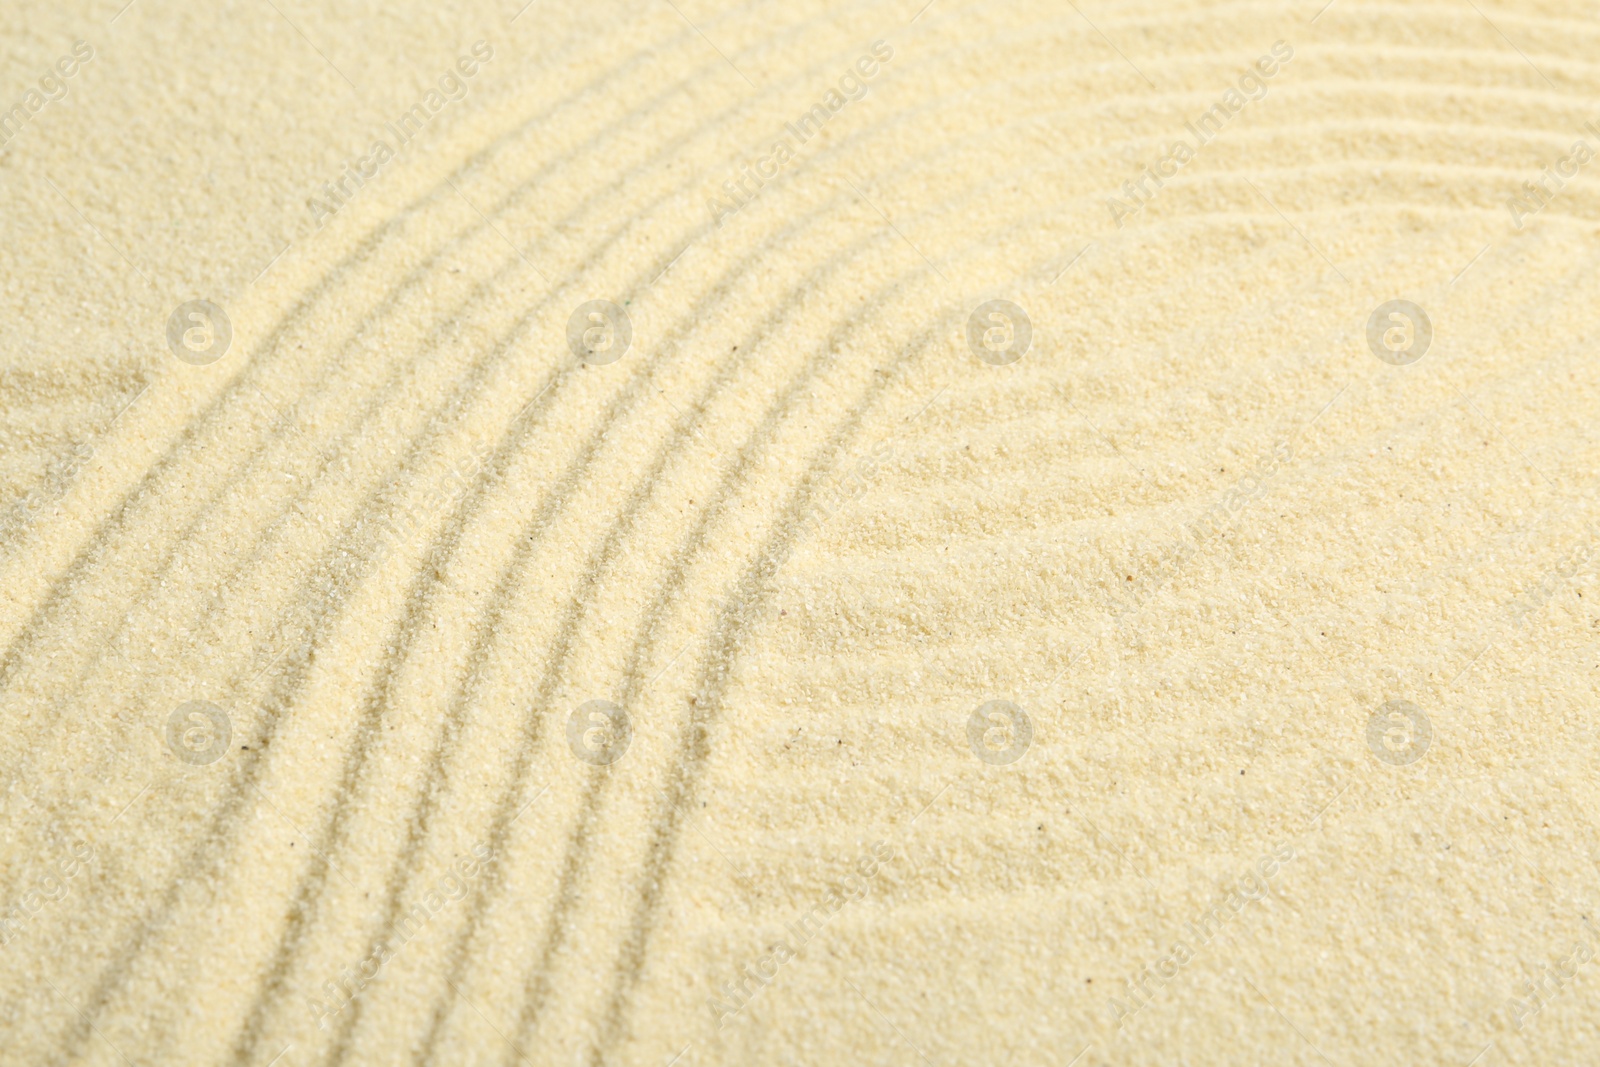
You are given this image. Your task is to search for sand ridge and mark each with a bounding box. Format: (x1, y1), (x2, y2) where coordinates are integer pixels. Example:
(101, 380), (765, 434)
(2, 0), (1600, 1064)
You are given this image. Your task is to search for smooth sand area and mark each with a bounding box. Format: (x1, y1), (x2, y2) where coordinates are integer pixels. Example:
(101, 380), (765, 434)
(3, 1), (1600, 1063)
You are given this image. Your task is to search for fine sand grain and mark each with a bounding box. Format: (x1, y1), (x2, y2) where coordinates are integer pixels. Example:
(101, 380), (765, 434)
(3, 1), (1600, 1064)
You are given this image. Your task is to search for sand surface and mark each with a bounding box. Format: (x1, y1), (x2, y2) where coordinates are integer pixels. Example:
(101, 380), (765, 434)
(3, 0), (1600, 1064)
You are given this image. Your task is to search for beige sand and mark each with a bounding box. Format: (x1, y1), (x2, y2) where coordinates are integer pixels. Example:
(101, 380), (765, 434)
(3, 0), (1600, 1063)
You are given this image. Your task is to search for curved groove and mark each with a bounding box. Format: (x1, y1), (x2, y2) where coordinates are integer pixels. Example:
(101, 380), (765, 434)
(14, 4), (1600, 1066)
